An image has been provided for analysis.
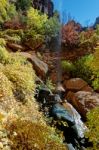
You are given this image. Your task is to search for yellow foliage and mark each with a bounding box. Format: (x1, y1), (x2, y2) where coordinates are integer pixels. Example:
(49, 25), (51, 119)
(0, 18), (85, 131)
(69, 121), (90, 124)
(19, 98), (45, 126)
(27, 7), (48, 32)
(0, 0), (16, 23)
(0, 46), (9, 64)
(0, 46), (36, 102)
(5, 119), (67, 150)
(3, 63), (35, 102)
(0, 71), (17, 112)
(86, 107), (99, 150)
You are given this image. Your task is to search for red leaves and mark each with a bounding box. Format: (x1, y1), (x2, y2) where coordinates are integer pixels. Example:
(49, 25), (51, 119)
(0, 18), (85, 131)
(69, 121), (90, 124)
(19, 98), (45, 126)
(62, 20), (81, 48)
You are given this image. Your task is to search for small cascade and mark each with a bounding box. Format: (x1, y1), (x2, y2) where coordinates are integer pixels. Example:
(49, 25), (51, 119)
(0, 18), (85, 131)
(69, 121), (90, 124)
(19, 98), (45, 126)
(35, 87), (91, 150)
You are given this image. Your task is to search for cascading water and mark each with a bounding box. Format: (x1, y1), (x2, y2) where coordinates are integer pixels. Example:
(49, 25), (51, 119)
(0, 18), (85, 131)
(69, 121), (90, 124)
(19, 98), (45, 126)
(36, 1), (90, 150)
(52, 1), (88, 149)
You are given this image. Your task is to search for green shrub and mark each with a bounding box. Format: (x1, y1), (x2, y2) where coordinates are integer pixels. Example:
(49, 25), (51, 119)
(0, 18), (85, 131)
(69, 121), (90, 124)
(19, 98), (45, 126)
(16, 0), (32, 11)
(7, 3), (17, 19)
(0, 70), (17, 112)
(46, 78), (55, 91)
(8, 52), (28, 65)
(27, 7), (47, 34)
(0, 46), (9, 64)
(89, 45), (99, 90)
(0, 0), (9, 24)
(86, 107), (99, 150)
(72, 50), (99, 90)
(79, 29), (98, 49)
(0, 71), (13, 101)
(5, 119), (67, 150)
(3, 29), (24, 37)
(0, 0), (17, 24)
(61, 60), (75, 75)
(0, 38), (6, 47)
(23, 8), (48, 49)
(44, 16), (60, 39)
(0, 29), (24, 44)
(73, 55), (93, 84)
(24, 8), (61, 49)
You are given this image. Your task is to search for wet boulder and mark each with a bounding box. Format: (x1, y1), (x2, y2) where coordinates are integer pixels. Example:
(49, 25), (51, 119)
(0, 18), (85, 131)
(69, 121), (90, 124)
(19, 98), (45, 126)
(66, 91), (99, 118)
(62, 101), (87, 139)
(51, 103), (75, 126)
(63, 78), (93, 92)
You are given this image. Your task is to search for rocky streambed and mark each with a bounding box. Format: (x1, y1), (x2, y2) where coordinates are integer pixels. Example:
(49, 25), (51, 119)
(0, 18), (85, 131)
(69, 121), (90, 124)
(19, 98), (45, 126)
(35, 85), (93, 150)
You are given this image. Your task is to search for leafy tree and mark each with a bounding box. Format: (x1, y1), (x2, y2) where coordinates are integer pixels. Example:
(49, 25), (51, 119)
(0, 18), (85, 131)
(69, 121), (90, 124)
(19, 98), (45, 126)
(62, 20), (81, 48)
(23, 7), (48, 49)
(44, 16), (60, 39)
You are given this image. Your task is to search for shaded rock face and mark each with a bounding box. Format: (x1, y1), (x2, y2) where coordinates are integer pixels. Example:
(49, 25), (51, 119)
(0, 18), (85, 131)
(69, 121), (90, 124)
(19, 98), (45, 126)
(66, 91), (99, 118)
(33, 0), (54, 17)
(20, 52), (48, 79)
(64, 78), (93, 92)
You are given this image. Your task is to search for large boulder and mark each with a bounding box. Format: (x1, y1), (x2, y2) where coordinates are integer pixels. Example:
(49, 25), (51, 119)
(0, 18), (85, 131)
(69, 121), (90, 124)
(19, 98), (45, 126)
(66, 91), (99, 118)
(20, 52), (48, 78)
(63, 78), (93, 92)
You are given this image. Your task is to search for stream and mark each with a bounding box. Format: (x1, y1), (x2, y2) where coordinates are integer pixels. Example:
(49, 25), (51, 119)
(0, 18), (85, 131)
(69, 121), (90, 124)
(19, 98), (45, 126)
(35, 86), (92, 150)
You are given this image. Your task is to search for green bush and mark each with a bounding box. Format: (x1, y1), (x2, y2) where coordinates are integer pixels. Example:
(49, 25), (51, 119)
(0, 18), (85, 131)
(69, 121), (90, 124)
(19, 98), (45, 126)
(7, 3), (17, 19)
(5, 119), (67, 150)
(79, 29), (98, 49)
(0, 46), (9, 64)
(16, 0), (32, 11)
(0, 71), (17, 112)
(61, 60), (75, 75)
(89, 45), (99, 90)
(73, 49), (99, 90)
(73, 55), (93, 84)
(86, 107), (99, 150)
(0, 71), (13, 102)
(44, 16), (60, 39)
(46, 78), (55, 91)
(23, 8), (61, 49)
(27, 7), (47, 34)
(0, 0), (17, 24)
(0, 29), (24, 44)
(0, 38), (6, 47)
(23, 7), (48, 49)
